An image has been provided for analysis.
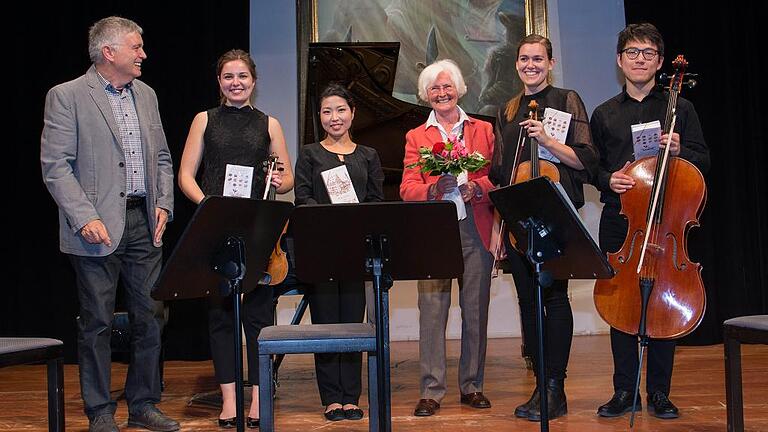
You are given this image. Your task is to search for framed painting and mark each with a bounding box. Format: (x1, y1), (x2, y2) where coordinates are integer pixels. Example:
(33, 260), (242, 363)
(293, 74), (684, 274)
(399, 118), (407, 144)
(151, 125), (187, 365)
(299, 0), (548, 116)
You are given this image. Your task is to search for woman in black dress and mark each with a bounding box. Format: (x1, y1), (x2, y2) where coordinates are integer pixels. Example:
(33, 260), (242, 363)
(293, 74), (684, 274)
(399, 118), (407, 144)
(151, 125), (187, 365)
(294, 83), (384, 421)
(490, 34), (598, 421)
(178, 49), (294, 429)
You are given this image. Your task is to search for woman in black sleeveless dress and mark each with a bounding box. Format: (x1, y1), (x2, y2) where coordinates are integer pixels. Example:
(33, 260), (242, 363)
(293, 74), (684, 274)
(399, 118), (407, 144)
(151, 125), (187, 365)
(178, 49), (294, 429)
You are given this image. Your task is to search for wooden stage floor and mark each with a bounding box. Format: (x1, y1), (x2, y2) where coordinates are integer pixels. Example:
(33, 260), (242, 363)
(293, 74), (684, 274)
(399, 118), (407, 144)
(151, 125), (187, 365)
(1, 335), (766, 431)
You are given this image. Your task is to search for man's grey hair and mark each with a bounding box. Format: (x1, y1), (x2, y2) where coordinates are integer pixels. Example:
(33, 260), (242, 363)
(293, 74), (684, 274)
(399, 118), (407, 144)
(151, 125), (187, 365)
(88, 16), (143, 64)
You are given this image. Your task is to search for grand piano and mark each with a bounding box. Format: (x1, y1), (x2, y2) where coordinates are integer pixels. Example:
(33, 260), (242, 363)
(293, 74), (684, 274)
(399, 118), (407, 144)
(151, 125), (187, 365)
(302, 42), (434, 200)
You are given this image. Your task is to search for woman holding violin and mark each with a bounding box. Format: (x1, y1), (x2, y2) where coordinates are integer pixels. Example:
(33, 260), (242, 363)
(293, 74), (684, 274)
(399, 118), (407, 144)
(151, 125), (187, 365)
(178, 49), (294, 428)
(489, 34), (597, 421)
(590, 23), (709, 419)
(294, 83), (384, 422)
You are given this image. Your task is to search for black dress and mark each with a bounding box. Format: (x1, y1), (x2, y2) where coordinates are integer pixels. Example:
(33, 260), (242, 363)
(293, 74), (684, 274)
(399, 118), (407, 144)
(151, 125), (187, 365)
(490, 86), (597, 382)
(201, 105), (274, 386)
(294, 142), (384, 406)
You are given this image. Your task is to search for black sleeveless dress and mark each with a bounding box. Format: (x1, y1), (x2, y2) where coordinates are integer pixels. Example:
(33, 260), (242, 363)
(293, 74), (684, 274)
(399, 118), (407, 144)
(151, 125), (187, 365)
(199, 105), (270, 198)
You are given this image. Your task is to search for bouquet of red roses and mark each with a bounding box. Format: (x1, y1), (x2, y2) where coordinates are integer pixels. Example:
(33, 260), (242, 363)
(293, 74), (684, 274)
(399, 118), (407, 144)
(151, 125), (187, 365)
(407, 133), (489, 176)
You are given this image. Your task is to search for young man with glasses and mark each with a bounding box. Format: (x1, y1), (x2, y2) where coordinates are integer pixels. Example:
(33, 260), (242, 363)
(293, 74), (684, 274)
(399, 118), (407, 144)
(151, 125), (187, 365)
(588, 23), (710, 419)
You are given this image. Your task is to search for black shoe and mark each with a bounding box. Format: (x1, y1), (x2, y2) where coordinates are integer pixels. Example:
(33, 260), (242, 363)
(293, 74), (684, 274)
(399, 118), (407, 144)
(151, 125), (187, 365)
(128, 405), (180, 431)
(89, 414), (119, 432)
(597, 390), (641, 417)
(344, 408), (364, 420)
(413, 399), (440, 416)
(324, 407), (345, 421)
(217, 417), (236, 428)
(514, 387), (539, 418)
(460, 392), (492, 408)
(527, 379), (568, 421)
(647, 391), (679, 419)
(247, 417), (260, 428)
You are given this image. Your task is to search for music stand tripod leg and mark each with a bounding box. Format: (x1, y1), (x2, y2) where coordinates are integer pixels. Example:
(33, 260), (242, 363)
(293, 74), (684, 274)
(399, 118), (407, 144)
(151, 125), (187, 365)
(214, 236), (249, 432)
(368, 234), (392, 432)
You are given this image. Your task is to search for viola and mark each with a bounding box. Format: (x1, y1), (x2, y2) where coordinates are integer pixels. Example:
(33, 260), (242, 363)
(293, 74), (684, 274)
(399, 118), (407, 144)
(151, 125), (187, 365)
(262, 154), (289, 286)
(593, 55), (706, 339)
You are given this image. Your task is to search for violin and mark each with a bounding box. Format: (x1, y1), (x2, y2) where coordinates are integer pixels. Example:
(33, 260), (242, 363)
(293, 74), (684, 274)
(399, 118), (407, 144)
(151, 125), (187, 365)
(491, 100), (561, 275)
(263, 154), (289, 286)
(593, 55), (706, 339)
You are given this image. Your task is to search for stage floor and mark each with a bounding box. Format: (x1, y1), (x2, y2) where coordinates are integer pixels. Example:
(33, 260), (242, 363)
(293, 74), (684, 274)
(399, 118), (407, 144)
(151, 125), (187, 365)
(1, 335), (766, 431)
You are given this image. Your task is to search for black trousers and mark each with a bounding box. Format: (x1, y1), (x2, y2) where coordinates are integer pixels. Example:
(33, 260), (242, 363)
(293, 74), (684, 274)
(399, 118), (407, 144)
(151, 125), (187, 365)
(69, 204), (162, 419)
(599, 206), (675, 395)
(208, 286), (274, 385)
(306, 280), (366, 406)
(506, 247), (573, 381)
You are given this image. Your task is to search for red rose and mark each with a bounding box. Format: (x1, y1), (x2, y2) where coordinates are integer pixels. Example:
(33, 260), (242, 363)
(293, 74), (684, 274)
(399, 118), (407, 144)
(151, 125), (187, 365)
(432, 141), (446, 155)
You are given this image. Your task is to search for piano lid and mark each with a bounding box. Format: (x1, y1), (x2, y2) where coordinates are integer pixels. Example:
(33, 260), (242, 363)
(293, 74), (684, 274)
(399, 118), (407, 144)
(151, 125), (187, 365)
(303, 42), (494, 201)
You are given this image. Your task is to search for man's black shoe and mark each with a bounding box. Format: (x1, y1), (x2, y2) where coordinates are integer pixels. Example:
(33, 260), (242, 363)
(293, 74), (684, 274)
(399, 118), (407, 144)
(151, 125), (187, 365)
(597, 390), (641, 417)
(647, 391), (679, 419)
(89, 414), (119, 432)
(128, 405), (180, 431)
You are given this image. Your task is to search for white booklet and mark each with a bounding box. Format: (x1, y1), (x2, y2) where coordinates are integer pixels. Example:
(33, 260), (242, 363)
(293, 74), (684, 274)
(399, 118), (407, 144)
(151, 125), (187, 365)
(321, 165), (359, 203)
(540, 107), (571, 163)
(631, 120), (661, 160)
(223, 164), (253, 198)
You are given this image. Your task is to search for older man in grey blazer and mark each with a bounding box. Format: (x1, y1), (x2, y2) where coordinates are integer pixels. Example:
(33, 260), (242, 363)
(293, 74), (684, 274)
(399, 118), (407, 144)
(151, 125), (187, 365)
(41, 16), (178, 432)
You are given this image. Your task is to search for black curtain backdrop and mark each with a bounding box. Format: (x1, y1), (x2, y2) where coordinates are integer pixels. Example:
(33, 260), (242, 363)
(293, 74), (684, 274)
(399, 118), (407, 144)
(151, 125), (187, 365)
(6, 1), (250, 361)
(4, 2), (766, 364)
(624, 1), (768, 344)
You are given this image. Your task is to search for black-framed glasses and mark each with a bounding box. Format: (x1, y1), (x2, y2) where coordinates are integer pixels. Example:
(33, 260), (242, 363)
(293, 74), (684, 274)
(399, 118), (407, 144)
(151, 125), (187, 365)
(622, 47), (658, 60)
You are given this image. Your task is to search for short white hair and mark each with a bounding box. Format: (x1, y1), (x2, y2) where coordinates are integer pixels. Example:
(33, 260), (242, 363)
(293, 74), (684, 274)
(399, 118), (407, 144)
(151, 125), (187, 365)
(417, 59), (467, 102)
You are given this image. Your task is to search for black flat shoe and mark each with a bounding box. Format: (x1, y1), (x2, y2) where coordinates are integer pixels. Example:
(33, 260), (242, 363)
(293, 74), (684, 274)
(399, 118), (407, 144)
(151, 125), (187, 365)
(218, 417), (236, 428)
(247, 417), (260, 428)
(344, 408), (364, 420)
(324, 408), (345, 421)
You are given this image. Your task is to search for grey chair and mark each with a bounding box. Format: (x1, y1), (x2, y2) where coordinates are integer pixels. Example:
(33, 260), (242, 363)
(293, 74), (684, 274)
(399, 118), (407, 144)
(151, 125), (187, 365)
(723, 314), (768, 432)
(0, 338), (65, 431)
(257, 323), (379, 432)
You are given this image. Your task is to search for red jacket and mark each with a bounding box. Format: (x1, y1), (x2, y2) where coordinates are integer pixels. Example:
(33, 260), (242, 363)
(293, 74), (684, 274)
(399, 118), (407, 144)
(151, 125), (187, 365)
(400, 116), (495, 251)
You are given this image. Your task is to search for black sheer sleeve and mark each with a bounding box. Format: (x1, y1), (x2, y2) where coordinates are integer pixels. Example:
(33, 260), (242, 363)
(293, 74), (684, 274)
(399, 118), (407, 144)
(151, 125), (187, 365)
(564, 90), (597, 176)
(489, 105), (509, 187)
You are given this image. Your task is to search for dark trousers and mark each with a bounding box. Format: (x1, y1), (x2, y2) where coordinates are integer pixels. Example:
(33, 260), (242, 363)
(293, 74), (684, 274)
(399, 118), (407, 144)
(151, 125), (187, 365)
(506, 247), (573, 381)
(208, 286), (274, 385)
(599, 206), (676, 395)
(306, 281), (366, 406)
(69, 205), (162, 419)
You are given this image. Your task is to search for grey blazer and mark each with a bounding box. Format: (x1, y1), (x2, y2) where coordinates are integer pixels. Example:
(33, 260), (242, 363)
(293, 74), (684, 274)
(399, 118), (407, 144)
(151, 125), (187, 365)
(41, 65), (174, 257)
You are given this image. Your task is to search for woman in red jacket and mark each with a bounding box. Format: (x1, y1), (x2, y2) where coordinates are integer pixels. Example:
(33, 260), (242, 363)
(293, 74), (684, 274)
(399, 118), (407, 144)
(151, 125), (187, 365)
(400, 59), (495, 417)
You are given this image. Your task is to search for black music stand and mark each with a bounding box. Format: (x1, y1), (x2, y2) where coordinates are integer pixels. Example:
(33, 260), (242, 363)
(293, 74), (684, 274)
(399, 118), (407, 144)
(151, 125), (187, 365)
(290, 201), (463, 432)
(153, 196), (293, 432)
(490, 177), (614, 432)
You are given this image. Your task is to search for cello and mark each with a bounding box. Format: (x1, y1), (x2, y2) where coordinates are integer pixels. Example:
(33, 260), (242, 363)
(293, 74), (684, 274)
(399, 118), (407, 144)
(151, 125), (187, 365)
(262, 153), (289, 285)
(593, 55), (706, 340)
(491, 99), (561, 275)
